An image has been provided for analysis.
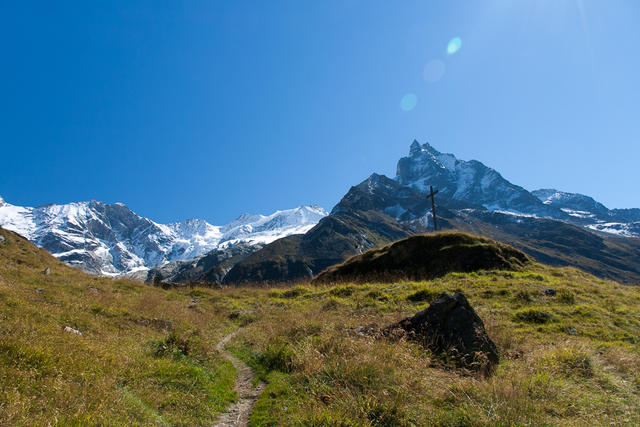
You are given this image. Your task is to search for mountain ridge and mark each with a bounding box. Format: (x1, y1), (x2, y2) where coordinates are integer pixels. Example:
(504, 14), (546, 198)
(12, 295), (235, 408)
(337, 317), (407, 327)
(220, 140), (640, 285)
(2, 140), (638, 285)
(0, 197), (327, 276)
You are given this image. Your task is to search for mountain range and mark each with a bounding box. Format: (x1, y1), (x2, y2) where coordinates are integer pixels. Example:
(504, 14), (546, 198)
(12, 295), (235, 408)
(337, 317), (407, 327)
(0, 197), (326, 276)
(220, 141), (640, 285)
(1, 140), (638, 285)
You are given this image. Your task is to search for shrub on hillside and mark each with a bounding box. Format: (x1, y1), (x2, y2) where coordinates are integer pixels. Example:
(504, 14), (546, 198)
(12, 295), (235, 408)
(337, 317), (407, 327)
(152, 333), (191, 358)
(514, 308), (552, 324)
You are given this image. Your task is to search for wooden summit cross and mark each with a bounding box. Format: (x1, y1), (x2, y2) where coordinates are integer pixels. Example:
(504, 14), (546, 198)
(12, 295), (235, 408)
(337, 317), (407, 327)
(426, 185), (439, 232)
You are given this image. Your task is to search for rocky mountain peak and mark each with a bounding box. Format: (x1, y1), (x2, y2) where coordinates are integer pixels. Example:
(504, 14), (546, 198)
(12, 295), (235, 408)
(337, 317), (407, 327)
(409, 140), (442, 157)
(409, 140), (422, 156)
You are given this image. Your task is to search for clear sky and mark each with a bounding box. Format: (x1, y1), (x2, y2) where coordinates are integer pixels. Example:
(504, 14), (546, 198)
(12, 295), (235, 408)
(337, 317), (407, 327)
(1, 1), (639, 224)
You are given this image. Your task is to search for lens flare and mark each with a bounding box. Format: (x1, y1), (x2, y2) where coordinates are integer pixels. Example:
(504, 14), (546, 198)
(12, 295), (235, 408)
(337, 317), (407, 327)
(400, 93), (417, 111)
(423, 59), (445, 83)
(447, 37), (462, 55)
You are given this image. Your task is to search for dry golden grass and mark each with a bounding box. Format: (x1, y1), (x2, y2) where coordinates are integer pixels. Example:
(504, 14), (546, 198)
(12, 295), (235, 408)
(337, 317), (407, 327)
(2, 226), (640, 425)
(228, 269), (640, 426)
(0, 228), (240, 425)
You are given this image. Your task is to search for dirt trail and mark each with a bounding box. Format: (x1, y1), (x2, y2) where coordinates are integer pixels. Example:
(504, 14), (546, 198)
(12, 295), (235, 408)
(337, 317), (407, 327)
(213, 330), (265, 427)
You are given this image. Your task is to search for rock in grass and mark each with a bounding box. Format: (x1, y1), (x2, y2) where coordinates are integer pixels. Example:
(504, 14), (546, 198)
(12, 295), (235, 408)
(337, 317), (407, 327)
(63, 326), (82, 336)
(385, 292), (498, 374)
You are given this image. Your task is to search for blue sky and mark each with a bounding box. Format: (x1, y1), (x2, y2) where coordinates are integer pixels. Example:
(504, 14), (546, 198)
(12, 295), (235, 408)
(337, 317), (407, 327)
(1, 1), (639, 223)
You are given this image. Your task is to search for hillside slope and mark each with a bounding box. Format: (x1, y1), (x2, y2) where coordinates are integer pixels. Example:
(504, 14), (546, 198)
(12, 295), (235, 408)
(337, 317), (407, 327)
(228, 260), (640, 425)
(0, 227), (240, 425)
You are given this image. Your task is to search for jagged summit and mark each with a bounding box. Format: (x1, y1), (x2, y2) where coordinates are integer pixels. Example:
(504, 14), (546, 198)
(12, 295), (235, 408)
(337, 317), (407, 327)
(409, 139), (445, 157)
(396, 140), (548, 215)
(156, 138), (640, 286)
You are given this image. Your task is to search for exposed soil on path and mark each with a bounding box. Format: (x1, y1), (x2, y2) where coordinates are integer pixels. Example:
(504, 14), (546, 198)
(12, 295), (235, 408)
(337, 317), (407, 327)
(213, 330), (265, 427)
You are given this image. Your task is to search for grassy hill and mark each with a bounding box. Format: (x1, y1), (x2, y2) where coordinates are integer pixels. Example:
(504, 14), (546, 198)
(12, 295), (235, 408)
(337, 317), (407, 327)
(1, 226), (640, 425)
(312, 232), (532, 284)
(0, 228), (240, 425)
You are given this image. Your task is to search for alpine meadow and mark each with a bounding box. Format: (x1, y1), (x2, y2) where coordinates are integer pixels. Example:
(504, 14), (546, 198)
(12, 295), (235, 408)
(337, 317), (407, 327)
(1, 2), (640, 426)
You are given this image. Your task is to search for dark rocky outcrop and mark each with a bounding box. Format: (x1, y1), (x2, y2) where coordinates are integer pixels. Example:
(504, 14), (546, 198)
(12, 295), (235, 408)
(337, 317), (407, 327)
(143, 242), (264, 286)
(386, 292), (499, 374)
(223, 206), (415, 285)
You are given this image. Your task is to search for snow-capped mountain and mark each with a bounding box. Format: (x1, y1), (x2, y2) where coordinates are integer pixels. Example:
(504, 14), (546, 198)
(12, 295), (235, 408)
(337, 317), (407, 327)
(396, 141), (553, 215)
(394, 141), (639, 237)
(0, 196), (327, 275)
(531, 188), (640, 237)
(531, 189), (609, 219)
(221, 140), (640, 286)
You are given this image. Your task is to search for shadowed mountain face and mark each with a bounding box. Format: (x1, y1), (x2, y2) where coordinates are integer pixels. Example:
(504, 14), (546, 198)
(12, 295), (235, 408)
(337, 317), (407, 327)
(136, 242), (265, 285)
(222, 208), (414, 285)
(222, 141), (640, 285)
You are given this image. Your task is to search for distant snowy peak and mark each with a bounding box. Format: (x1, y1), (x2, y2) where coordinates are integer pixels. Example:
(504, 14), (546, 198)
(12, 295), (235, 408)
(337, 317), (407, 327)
(396, 140), (549, 215)
(532, 189), (609, 216)
(0, 197), (327, 276)
(218, 205), (328, 247)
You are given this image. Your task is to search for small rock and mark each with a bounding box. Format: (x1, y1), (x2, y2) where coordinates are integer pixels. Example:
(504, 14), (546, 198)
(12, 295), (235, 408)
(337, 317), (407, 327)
(35, 288), (45, 294)
(0, 234), (5, 244)
(352, 323), (377, 337)
(543, 288), (556, 296)
(567, 326), (578, 335)
(43, 267), (51, 275)
(87, 287), (100, 294)
(63, 326), (82, 336)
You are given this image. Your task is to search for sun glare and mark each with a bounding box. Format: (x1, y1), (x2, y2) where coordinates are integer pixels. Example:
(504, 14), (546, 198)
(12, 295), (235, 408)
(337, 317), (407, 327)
(447, 37), (462, 55)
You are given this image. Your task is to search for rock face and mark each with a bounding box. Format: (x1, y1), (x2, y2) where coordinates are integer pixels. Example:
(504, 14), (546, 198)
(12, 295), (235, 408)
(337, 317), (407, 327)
(397, 141), (640, 237)
(388, 293), (499, 374)
(143, 242), (264, 285)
